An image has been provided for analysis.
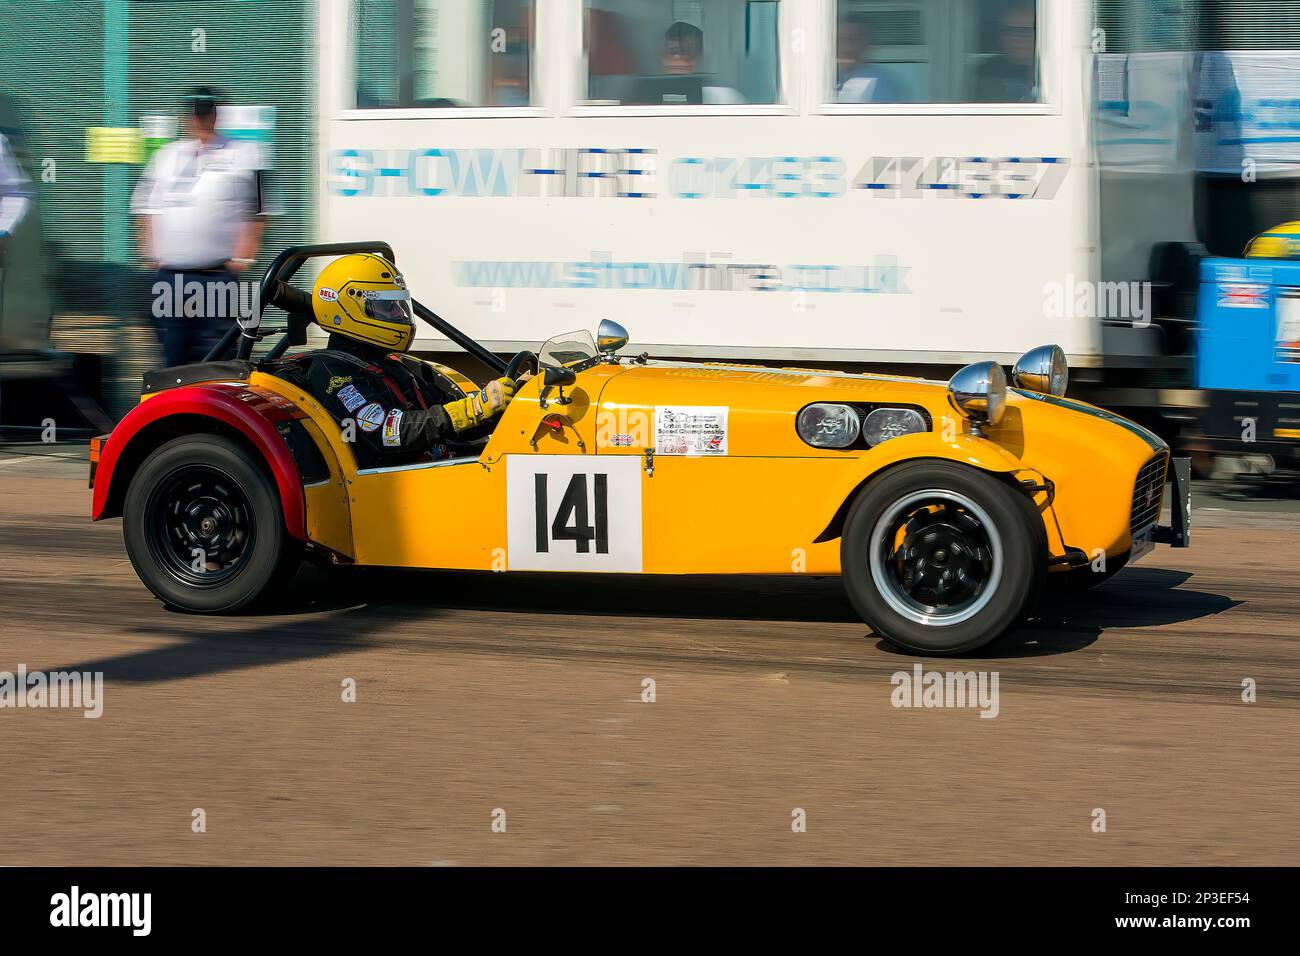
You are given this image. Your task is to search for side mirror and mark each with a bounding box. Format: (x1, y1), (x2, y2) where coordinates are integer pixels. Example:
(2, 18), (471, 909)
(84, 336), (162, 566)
(596, 319), (629, 360)
(543, 366), (577, 388)
(539, 365), (577, 410)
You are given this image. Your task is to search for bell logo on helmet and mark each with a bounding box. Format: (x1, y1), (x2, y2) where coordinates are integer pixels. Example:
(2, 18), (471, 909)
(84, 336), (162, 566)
(318, 287), (338, 302)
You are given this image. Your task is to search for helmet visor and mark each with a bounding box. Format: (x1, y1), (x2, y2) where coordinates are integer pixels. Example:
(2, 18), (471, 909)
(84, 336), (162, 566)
(361, 288), (413, 324)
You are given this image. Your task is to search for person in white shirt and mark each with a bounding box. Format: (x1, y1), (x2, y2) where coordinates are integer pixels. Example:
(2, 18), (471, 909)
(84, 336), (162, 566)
(0, 126), (33, 344)
(132, 87), (268, 367)
(0, 128), (30, 254)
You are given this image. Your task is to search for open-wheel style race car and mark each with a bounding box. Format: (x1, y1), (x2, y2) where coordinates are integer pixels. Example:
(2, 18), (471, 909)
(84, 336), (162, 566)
(90, 242), (1191, 655)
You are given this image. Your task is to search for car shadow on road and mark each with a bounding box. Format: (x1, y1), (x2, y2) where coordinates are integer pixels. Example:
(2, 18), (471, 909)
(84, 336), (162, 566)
(345, 566), (862, 624)
(50, 563), (1241, 685)
(49, 565), (444, 685)
(952, 566), (1242, 660)
(385, 564), (1236, 661)
(44, 564), (859, 688)
(326, 562), (1241, 664)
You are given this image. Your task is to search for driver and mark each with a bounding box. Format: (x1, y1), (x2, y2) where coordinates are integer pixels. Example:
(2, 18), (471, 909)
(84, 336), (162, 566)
(290, 252), (523, 465)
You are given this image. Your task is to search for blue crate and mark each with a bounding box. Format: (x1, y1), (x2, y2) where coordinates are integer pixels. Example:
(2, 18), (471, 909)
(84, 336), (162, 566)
(1196, 257), (1300, 392)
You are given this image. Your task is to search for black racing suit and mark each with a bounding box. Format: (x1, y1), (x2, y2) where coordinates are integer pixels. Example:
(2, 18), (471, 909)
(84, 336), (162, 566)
(285, 334), (473, 468)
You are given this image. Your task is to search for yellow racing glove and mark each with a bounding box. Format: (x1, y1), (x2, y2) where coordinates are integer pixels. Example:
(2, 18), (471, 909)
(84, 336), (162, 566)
(443, 376), (519, 433)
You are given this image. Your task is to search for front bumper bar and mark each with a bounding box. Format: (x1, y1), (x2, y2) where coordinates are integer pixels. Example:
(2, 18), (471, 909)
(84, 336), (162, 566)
(1152, 457), (1192, 548)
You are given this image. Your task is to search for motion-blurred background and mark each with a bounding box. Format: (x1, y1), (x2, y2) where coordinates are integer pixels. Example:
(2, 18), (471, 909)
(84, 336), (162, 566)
(2, 0), (1300, 487)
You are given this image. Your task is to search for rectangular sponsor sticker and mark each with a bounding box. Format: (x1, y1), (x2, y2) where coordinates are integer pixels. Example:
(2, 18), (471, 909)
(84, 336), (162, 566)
(654, 405), (728, 456)
(383, 409), (403, 447)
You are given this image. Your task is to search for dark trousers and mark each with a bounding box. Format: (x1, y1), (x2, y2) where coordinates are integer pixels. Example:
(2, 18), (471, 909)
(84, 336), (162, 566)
(153, 267), (237, 368)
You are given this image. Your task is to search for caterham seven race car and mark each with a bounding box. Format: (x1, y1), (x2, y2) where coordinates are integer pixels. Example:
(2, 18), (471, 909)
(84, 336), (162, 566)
(89, 243), (1191, 655)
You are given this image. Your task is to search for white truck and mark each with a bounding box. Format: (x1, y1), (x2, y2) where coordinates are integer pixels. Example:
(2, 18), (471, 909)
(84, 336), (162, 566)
(312, 0), (1284, 427)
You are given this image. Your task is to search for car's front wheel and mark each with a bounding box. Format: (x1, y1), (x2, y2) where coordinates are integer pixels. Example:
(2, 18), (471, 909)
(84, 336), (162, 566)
(841, 461), (1045, 655)
(123, 434), (301, 613)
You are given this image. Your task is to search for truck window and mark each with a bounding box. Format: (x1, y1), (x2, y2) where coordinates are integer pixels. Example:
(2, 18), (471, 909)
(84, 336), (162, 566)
(353, 0), (534, 108)
(585, 0), (782, 106)
(831, 0), (1040, 105)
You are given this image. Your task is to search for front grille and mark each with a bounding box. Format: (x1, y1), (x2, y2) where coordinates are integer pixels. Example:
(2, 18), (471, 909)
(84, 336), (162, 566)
(1130, 453), (1169, 534)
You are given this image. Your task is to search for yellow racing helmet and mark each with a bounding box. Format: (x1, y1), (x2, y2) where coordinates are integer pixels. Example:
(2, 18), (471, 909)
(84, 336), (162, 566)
(312, 253), (415, 351)
(1244, 221), (1300, 260)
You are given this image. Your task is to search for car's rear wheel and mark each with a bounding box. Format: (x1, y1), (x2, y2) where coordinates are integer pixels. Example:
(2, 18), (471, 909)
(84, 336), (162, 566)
(841, 461), (1045, 655)
(123, 434), (300, 613)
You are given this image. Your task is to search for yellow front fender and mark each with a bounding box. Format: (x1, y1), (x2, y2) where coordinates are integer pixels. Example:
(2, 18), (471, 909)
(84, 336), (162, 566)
(810, 431), (1064, 558)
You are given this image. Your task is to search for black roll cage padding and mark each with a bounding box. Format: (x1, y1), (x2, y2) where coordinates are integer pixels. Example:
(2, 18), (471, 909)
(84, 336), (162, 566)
(202, 241), (509, 375)
(262, 328), (295, 362)
(411, 299), (507, 375)
(203, 317), (242, 364)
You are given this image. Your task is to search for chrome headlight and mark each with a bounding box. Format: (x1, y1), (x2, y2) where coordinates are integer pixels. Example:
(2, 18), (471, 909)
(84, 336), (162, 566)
(862, 407), (927, 447)
(947, 361), (1007, 430)
(1012, 344), (1068, 397)
(796, 403), (861, 448)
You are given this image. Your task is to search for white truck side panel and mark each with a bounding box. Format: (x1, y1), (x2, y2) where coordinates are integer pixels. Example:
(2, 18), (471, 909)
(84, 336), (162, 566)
(317, 0), (1102, 367)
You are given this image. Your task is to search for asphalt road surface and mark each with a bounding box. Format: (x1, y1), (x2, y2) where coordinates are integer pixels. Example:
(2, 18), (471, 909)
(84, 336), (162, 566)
(1, 443), (1297, 865)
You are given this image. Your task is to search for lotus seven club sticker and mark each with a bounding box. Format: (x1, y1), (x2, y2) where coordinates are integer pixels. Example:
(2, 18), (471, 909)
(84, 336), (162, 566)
(655, 406), (728, 456)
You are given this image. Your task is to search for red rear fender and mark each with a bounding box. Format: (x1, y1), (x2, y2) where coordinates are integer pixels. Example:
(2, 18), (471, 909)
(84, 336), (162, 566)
(91, 383), (308, 540)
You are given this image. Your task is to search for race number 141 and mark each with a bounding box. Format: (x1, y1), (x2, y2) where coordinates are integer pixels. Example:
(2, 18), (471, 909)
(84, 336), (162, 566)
(507, 456), (642, 572)
(535, 473), (609, 554)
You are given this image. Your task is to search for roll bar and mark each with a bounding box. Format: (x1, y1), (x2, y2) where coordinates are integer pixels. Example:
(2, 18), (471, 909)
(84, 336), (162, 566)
(411, 300), (507, 374)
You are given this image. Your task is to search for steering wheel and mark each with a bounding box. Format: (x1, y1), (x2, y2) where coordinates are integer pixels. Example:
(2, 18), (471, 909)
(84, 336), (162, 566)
(504, 349), (539, 381)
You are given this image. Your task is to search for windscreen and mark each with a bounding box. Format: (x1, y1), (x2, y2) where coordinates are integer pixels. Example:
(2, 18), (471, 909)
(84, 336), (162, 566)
(539, 330), (597, 367)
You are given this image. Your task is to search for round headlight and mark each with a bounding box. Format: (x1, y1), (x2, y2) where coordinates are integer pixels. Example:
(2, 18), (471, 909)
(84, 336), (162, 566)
(796, 403), (862, 448)
(947, 361), (1007, 430)
(862, 407), (927, 447)
(1012, 344), (1068, 397)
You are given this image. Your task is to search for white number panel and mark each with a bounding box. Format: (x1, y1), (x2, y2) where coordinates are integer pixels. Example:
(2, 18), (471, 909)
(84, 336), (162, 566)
(506, 456), (643, 572)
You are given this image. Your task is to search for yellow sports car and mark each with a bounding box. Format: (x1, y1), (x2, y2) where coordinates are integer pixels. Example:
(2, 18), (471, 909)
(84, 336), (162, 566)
(90, 243), (1190, 655)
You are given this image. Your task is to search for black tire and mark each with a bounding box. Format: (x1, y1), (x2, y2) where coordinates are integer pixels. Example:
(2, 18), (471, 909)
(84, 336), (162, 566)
(123, 434), (301, 613)
(841, 461), (1046, 656)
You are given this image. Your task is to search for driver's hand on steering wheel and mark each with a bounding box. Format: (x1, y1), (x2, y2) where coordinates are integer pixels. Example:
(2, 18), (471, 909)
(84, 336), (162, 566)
(481, 376), (519, 414)
(444, 376), (520, 433)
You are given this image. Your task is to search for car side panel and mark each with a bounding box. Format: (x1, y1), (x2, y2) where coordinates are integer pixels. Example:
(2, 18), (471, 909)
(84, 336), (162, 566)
(348, 460), (507, 569)
(251, 370), (505, 570)
(639, 456), (848, 573)
(247, 372), (364, 560)
(296, 416), (356, 560)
